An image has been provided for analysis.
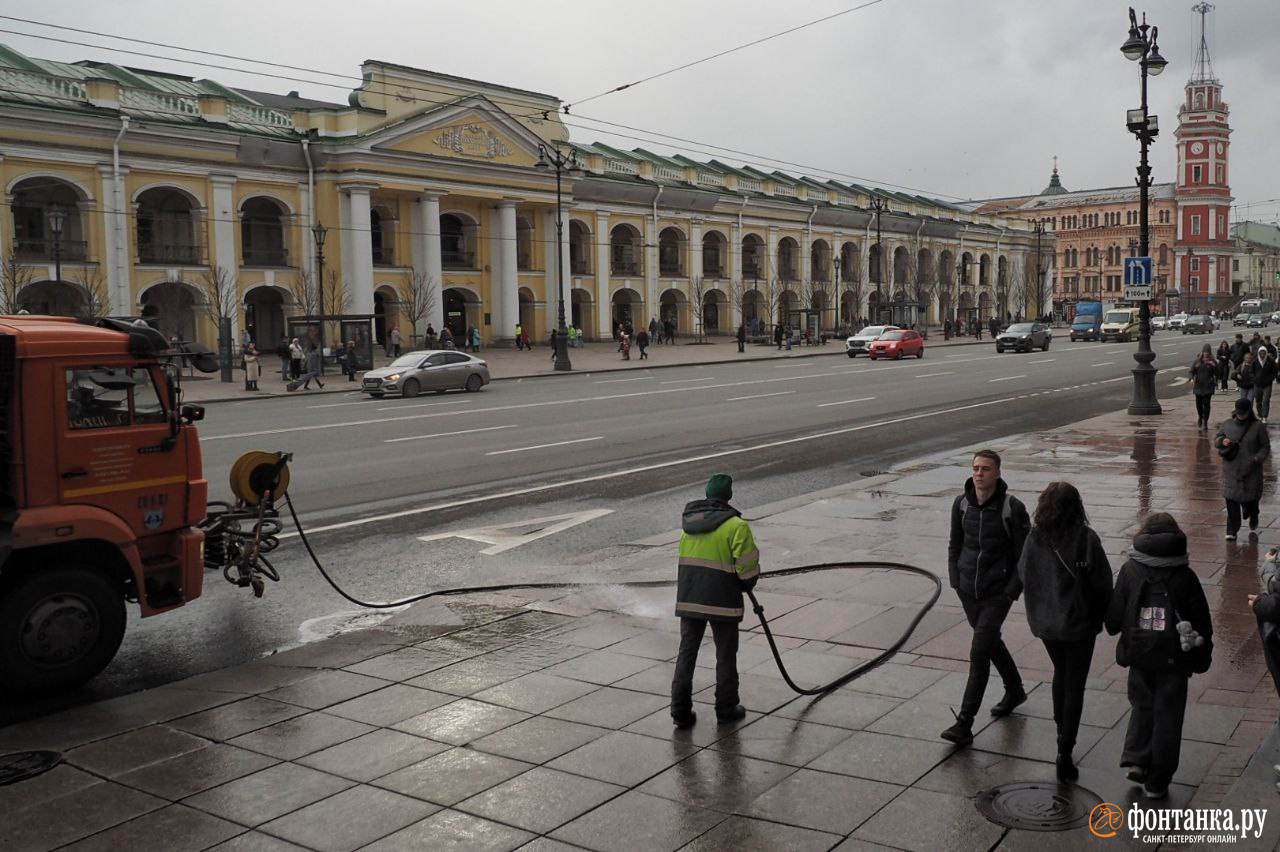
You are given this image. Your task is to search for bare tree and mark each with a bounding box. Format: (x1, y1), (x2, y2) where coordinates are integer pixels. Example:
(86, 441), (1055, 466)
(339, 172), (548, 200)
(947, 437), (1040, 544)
(198, 263), (240, 381)
(0, 250), (34, 314)
(1008, 255), (1028, 321)
(840, 260), (865, 331)
(687, 276), (709, 342)
(288, 269), (321, 319)
(321, 268), (349, 345)
(401, 267), (438, 348)
(1025, 252), (1051, 320)
(759, 277), (782, 332)
(802, 278), (833, 336)
(727, 278), (747, 330)
(70, 266), (110, 319)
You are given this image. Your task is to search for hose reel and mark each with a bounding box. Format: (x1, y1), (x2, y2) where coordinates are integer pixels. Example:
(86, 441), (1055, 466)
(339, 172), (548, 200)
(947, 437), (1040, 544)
(201, 451), (292, 597)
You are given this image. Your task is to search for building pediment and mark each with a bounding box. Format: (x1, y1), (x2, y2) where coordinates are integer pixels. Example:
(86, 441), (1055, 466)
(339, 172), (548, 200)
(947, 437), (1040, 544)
(367, 96), (546, 168)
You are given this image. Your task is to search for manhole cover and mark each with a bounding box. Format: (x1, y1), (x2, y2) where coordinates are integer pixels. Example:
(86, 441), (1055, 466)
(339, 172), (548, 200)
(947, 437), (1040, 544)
(975, 781), (1103, 832)
(0, 751), (62, 786)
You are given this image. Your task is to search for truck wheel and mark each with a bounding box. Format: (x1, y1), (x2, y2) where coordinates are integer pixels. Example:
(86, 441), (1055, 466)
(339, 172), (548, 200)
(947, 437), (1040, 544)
(0, 565), (126, 695)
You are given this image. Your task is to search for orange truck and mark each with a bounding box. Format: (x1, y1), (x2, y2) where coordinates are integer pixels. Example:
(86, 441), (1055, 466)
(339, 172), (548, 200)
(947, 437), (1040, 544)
(0, 315), (218, 694)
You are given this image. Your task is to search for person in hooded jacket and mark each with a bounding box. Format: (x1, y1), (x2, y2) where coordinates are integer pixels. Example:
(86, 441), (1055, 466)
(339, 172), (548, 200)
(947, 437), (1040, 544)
(1105, 513), (1212, 800)
(941, 449), (1032, 747)
(1215, 397), (1271, 540)
(1233, 351), (1256, 402)
(1254, 345), (1277, 423)
(1017, 482), (1113, 781)
(1190, 344), (1219, 431)
(671, 474), (760, 729)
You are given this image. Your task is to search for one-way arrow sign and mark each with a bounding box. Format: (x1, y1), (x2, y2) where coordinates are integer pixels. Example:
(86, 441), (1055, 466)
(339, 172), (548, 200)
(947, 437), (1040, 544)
(417, 509), (614, 555)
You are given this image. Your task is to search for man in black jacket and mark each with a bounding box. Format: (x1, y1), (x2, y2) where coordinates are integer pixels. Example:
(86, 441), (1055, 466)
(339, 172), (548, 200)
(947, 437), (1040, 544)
(941, 449), (1031, 746)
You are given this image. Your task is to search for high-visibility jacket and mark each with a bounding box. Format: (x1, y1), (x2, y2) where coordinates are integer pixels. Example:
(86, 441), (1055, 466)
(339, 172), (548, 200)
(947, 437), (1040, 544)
(675, 500), (760, 621)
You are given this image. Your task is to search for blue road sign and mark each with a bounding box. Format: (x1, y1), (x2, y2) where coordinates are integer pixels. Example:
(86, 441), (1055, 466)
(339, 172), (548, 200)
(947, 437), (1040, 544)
(1124, 256), (1153, 286)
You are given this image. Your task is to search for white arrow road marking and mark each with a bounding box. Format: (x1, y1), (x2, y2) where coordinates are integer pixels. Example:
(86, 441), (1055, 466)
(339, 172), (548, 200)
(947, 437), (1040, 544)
(486, 436), (604, 456)
(384, 424), (517, 444)
(417, 508), (614, 555)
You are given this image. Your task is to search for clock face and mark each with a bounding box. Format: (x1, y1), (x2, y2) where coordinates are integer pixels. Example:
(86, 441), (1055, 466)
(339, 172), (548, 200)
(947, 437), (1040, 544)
(1191, 142), (1205, 155)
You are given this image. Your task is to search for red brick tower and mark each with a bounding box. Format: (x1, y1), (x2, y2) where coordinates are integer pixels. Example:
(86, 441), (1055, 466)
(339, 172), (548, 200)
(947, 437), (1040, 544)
(1174, 2), (1234, 310)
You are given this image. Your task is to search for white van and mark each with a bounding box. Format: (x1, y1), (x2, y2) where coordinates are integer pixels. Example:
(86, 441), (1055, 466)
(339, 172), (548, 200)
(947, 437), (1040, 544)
(1101, 308), (1141, 342)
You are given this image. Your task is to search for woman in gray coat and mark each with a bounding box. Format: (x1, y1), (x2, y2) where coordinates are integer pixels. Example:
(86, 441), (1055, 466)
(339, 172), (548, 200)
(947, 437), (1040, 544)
(1017, 481), (1113, 782)
(1215, 397), (1271, 540)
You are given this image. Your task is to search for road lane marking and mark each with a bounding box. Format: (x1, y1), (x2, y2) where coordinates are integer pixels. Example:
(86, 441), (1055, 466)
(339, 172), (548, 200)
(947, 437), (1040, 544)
(726, 391), (794, 402)
(383, 425), (516, 444)
(593, 376), (650, 383)
(486, 436), (604, 455)
(283, 392), (1041, 537)
(377, 399), (474, 412)
(1028, 359), (1055, 364)
(1091, 362), (1115, 367)
(989, 375), (1026, 382)
(660, 376), (716, 384)
(817, 396), (876, 407)
(915, 371), (953, 378)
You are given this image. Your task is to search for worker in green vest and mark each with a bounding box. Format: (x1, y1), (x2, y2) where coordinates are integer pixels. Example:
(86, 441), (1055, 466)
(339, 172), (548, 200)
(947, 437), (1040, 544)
(670, 473), (760, 728)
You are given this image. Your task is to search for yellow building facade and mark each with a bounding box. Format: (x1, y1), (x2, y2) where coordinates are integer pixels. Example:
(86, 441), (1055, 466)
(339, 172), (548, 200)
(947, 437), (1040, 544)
(0, 45), (1048, 348)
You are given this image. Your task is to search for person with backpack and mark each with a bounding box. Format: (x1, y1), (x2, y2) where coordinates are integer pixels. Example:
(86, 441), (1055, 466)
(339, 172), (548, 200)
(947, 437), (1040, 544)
(1017, 482), (1113, 781)
(1215, 397), (1271, 540)
(1190, 344), (1219, 431)
(1104, 513), (1212, 800)
(941, 448), (1032, 747)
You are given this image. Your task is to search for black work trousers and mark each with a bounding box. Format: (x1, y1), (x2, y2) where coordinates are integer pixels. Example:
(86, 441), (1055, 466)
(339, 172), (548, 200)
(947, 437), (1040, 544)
(956, 590), (1021, 721)
(1225, 498), (1260, 537)
(1121, 666), (1188, 790)
(1042, 636), (1096, 754)
(671, 617), (739, 718)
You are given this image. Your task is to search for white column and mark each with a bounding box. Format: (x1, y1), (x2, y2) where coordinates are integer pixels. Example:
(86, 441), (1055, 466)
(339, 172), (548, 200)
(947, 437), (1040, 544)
(342, 183), (376, 315)
(543, 208), (558, 334)
(209, 173), (240, 341)
(496, 201), (519, 344)
(596, 211), (610, 340)
(416, 192), (445, 333)
(767, 226), (779, 284)
(96, 165), (127, 315)
(690, 218), (703, 282)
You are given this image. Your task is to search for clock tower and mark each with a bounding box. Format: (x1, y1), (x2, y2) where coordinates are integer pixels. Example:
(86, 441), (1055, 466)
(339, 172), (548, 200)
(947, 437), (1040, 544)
(1174, 1), (1234, 310)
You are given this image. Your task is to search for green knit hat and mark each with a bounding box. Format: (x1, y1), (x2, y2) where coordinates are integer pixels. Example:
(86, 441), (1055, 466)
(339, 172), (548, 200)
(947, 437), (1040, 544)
(705, 473), (733, 501)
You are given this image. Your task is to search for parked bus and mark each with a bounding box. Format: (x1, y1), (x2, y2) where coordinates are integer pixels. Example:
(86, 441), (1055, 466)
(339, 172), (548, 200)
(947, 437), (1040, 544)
(1240, 298), (1274, 315)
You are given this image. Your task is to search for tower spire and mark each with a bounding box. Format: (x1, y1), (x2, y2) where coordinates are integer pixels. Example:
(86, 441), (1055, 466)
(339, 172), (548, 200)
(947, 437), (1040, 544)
(1190, 2), (1217, 83)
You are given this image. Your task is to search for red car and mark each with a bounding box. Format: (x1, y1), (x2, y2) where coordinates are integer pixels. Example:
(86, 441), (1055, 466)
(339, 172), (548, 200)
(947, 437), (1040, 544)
(867, 329), (924, 360)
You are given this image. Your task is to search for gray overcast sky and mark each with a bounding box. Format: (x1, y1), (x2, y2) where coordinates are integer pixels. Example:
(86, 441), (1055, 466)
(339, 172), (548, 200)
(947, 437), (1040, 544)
(13, 0), (1280, 219)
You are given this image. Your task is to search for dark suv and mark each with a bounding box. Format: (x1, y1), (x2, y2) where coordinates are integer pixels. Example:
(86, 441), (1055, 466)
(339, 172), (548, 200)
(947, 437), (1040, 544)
(995, 322), (1052, 353)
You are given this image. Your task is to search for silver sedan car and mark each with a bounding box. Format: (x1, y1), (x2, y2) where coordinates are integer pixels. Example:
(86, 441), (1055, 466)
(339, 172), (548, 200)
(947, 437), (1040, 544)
(361, 350), (491, 398)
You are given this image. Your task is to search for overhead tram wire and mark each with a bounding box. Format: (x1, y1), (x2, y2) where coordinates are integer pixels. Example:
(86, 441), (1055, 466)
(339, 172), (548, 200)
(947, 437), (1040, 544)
(0, 17), (967, 205)
(561, 0), (891, 112)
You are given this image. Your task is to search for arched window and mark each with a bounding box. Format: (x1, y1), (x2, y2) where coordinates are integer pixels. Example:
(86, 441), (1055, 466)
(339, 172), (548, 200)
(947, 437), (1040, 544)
(741, 234), (764, 279)
(658, 227), (685, 277)
(611, 225), (641, 275)
(137, 188), (200, 265)
(569, 221), (591, 274)
(10, 176), (87, 261)
(241, 197), (288, 267)
(702, 231), (726, 278)
(441, 214), (476, 269)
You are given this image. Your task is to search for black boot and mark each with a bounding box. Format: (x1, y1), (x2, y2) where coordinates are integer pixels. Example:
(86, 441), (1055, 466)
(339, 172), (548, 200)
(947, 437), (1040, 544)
(940, 714), (974, 746)
(990, 685), (1027, 717)
(1056, 753), (1079, 782)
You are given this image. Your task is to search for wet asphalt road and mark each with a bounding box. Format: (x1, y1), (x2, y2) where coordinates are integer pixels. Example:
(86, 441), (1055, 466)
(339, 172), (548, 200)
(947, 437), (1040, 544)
(4, 332), (1219, 724)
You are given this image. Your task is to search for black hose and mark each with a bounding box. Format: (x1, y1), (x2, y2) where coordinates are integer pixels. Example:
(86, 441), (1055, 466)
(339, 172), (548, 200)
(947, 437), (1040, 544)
(283, 494), (942, 696)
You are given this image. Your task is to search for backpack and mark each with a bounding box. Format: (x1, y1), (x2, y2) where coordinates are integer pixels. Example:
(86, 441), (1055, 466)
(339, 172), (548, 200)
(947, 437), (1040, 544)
(1124, 578), (1212, 674)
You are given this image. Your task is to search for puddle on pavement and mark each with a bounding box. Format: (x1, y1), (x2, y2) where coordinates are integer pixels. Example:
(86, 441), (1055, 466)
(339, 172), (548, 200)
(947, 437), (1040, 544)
(294, 606), (410, 644)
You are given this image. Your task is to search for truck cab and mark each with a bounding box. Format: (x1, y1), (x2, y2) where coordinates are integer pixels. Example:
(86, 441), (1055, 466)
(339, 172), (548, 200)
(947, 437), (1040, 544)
(1, 316), (210, 693)
(1070, 301), (1104, 342)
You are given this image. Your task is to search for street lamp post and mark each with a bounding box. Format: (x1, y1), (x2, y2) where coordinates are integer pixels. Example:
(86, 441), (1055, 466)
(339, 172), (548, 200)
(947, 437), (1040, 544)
(535, 143), (582, 372)
(311, 222), (328, 375)
(832, 256), (841, 333)
(47, 205), (66, 286)
(1032, 220), (1045, 320)
(1122, 6), (1167, 415)
(871, 199), (888, 323)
